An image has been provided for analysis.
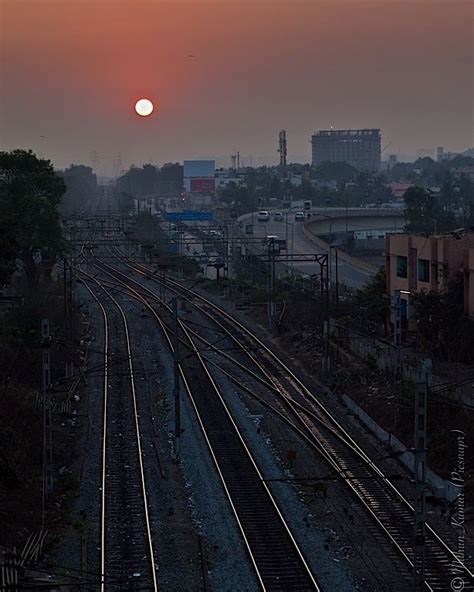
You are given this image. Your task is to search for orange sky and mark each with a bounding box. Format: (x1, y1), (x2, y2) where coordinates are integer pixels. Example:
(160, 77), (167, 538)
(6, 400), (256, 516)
(1, 0), (473, 173)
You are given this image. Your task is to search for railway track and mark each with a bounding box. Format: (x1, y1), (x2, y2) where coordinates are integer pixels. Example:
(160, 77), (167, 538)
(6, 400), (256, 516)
(85, 248), (320, 591)
(103, 244), (474, 592)
(81, 271), (158, 591)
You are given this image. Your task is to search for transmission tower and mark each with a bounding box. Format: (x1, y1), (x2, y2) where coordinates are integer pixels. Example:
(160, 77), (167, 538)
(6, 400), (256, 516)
(41, 318), (53, 527)
(278, 130), (287, 177)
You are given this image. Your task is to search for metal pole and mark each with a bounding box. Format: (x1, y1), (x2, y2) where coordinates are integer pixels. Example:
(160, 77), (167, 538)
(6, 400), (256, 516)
(63, 259), (68, 343)
(335, 248), (339, 314)
(393, 289), (402, 430)
(172, 298), (180, 459)
(394, 289), (402, 347)
(272, 245), (276, 327)
(291, 223), (294, 272)
(324, 257), (330, 371)
(413, 379), (428, 591)
(267, 238), (276, 331)
(329, 247), (332, 287)
(41, 318), (53, 528)
(267, 242), (272, 330)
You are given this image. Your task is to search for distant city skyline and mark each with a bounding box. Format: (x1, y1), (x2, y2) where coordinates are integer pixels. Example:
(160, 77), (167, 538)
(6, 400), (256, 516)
(85, 145), (472, 180)
(1, 0), (472, 174)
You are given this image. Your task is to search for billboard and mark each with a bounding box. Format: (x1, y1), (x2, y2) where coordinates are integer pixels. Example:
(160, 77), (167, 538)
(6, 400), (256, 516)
(190, 178), (215, 193)
(184, 160), (215, 194)
(183, 160), (215, 178)
(166, 210), (214, 222)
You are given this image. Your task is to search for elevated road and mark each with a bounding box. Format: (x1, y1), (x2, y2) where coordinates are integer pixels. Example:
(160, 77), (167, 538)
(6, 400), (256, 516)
(238, 208), (404, 288)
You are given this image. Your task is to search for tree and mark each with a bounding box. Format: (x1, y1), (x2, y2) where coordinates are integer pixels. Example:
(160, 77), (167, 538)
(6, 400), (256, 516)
(114, 190), (135, 215)
(352, 268), (389, 333)
(60, 164), (97, 214)
(404, 186), (438, 232)
(404, 186), (456, 234)
(0, 150), (66, 291)
(313, 161), (357, 185)
(412, 274), (474, 362)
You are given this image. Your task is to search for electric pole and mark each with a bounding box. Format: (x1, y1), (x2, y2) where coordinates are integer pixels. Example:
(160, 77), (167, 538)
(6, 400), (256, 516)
(322, 257), (331, 372)
(41, 318), (53, 528)
(267, 238), (277, 331)
(413, 377), (428, 590)
(172, 298), (181, 460)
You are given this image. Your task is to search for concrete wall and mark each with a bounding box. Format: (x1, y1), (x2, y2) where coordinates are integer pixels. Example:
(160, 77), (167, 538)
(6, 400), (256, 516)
(342, 395), (462, 502)
(302, 223), (378, 275)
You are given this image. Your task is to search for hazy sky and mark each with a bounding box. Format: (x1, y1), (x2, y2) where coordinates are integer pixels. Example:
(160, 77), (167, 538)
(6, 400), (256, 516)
(1, 0), (473, 174)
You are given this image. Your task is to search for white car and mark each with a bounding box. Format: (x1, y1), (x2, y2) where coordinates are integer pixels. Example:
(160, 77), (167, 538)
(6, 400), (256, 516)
(295, 211), (305, 221)
(257, 210), (270, 222)
(273, 211), (283, 222)
(261, 234), (279, 245)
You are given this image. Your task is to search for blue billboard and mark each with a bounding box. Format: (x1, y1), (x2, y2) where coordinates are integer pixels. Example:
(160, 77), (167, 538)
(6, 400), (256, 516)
(165, 210), (214, 222)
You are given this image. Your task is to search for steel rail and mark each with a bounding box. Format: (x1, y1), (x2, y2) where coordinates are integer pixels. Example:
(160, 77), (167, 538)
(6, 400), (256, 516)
(80, 280), (109, 591)
(79, 270), (158, 592)
(86, 251), (320, 591)
(110, 247), (474, 591)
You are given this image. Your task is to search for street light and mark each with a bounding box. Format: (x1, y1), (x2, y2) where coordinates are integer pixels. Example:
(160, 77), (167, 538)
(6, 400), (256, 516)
(284, 219), (294, 271)
(394, 288), (411, 347)
(285, 209), (296, 273)
(329, 244), (339, 313)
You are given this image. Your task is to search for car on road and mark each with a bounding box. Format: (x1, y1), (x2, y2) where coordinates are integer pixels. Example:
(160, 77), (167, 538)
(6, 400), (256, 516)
(261, 235), (281, 253)
(261, 234), (279, 245)
(273, 211), (283, 222)
(208, 251), (224, 267)
(295, 211), (305, 221)
(257, 210), (270, 222)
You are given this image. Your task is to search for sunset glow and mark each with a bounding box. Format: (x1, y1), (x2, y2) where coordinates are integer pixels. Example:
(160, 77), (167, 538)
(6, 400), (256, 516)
(1, 0), (472, 169)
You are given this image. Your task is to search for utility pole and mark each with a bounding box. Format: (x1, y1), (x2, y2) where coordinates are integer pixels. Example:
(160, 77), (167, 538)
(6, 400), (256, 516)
(413, 377), (428, 591)
(267, 238), (277, 331)
(321, 257), (331, 372)
(63, 259), (69, 343)
(65, 258), (74, 377)
(394, 289), (402, 347)
(172, 298), (181, 460)
(393, 289), (410, 430)
(41, 318), (53, 528)
(160, 268), (166, 303)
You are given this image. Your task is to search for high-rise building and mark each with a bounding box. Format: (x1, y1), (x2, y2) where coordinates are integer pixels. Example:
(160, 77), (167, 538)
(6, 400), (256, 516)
(311, 128), (381, 172)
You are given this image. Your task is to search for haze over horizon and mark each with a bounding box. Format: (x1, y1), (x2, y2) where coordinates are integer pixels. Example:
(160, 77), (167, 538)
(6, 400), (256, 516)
(1, 0), (473, 175)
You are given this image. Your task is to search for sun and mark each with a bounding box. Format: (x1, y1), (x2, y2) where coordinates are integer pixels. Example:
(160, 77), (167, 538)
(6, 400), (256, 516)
(135, 98), (154, 117)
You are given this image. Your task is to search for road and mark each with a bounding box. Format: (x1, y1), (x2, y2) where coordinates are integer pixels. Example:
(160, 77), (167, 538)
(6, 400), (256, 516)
(237, 211), (377, 288)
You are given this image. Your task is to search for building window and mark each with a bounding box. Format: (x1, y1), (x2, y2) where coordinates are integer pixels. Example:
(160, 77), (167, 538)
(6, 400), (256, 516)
(396, 255), (408, 278)
(418, 259), (430, 282)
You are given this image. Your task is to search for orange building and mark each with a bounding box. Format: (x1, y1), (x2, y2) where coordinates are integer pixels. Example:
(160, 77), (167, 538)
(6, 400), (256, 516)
(385, 232), (474, 328)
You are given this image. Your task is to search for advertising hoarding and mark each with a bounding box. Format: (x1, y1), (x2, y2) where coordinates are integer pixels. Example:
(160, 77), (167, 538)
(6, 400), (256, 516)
(190, 178), (215, 193)
(183, 160), (215, 194)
